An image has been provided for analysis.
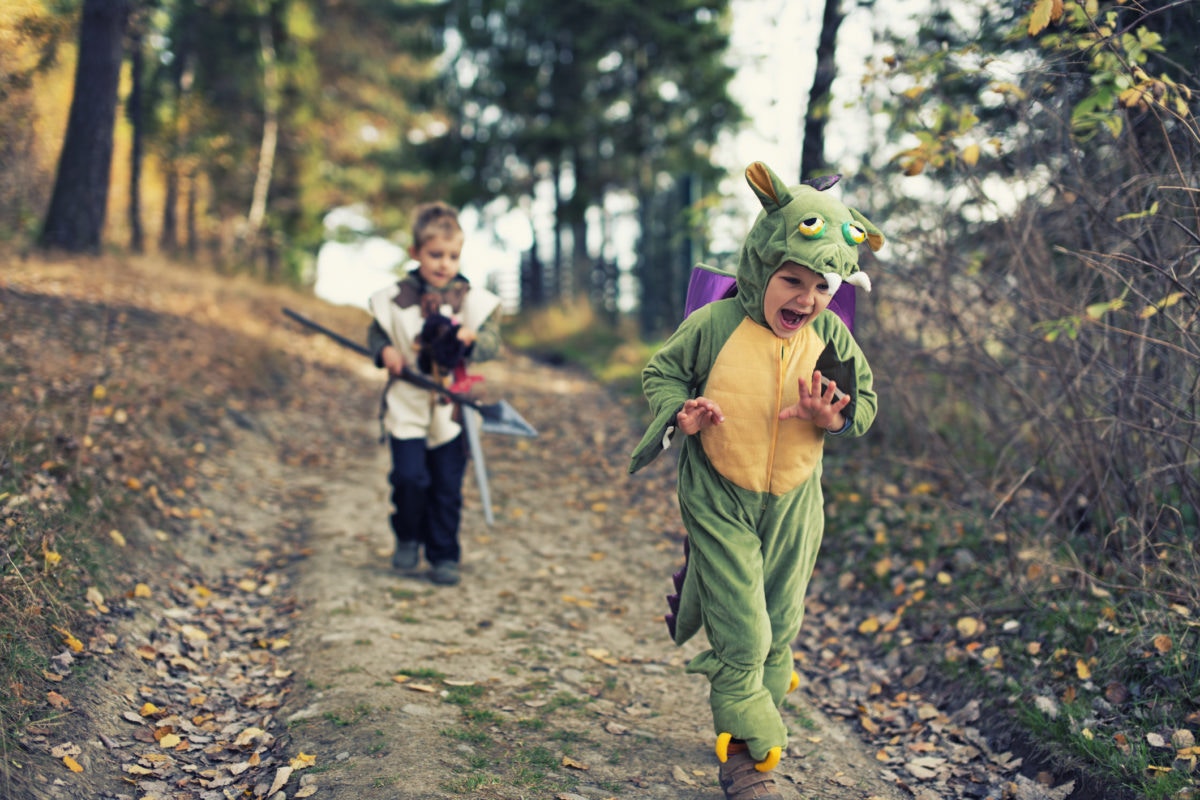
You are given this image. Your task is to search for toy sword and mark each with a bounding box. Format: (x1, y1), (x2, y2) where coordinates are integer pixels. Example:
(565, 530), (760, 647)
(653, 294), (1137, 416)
(282, 307), (537, 438)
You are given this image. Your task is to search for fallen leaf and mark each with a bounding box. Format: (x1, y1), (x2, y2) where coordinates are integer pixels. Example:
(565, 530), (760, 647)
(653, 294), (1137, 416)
(234, 727), (267, 747)
(905, 755), (947, 779)
(672, 765), (697, 785)
(916, 703), (941, 720)
(290, 752), (317, 769)
(956, 617), (981, 638)
(407, 683), (437, 693)
(586, 648), (619, 666)
(180, 624), (209, 643)
(268, 766), (293, 795)
(561, 755), (588, 770)
(50, 743), (81, 758)
(43, 545), (62, 569)
(62, 755), (83, 773)
(52, 625), (83, 653)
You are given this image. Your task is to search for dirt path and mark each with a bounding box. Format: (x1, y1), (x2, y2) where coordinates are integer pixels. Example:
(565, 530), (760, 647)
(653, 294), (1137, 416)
(272, 352), (906, 800)
(8, 336), (905, 800)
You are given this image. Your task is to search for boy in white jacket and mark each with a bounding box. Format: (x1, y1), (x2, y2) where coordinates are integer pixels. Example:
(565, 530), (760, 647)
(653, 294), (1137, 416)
(367, 202), (502, 586)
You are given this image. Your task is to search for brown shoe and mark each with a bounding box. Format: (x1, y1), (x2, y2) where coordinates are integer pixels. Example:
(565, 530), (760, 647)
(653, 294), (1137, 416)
(718, 743), (784, 800)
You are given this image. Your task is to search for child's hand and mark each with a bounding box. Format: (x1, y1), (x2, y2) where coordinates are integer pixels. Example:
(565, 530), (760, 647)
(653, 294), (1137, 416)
(677, 397), (725, 435)
(381, 344), (406, 377)
(456, 326), (477, 346)
(779, 370), (850, 431)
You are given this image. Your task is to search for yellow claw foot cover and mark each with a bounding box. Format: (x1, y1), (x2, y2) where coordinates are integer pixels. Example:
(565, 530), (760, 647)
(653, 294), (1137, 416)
(715, 732), (733, 763)
(755, 746), (781, 772)
(715, 733), (782, 772)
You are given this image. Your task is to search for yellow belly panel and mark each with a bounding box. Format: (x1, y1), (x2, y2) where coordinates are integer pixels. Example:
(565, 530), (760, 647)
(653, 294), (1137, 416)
(699, 319), (826, 494)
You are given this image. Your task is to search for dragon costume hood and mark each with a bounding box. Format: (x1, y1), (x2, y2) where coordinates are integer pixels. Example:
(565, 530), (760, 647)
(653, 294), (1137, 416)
(736, 161), (885, 327)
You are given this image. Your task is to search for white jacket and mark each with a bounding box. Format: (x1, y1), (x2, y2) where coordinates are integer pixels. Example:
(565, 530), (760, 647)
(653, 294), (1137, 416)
(367, 278), (501, 446)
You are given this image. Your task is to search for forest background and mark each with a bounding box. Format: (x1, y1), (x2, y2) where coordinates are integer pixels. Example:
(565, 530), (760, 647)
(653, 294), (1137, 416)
(2, 0), (1199, 797)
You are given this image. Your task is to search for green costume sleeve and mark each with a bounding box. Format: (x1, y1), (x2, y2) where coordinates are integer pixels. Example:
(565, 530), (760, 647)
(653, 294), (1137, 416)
(628, 300), (742, 474)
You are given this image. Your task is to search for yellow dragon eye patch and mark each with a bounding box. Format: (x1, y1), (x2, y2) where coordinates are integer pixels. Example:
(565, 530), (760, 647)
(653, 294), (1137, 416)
(797, 216), (826, 239)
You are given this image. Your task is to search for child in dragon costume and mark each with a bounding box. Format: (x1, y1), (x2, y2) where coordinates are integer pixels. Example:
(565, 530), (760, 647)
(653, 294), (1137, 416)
(628, 161), (883, 800)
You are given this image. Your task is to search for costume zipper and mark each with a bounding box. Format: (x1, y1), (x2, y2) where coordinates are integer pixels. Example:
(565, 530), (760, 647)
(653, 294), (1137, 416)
(764, 341), (786, 501)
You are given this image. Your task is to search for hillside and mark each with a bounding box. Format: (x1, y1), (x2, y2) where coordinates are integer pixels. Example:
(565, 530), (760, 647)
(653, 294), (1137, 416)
(2, 255), (1089, 800)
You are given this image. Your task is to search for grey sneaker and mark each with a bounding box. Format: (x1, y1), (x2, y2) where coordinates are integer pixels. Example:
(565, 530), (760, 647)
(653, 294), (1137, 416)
(392, 540), (419, 571)
(430, 561), (461, 586)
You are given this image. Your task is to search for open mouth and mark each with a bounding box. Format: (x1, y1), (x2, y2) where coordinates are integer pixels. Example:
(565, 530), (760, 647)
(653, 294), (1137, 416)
(779, 308), (810, 330)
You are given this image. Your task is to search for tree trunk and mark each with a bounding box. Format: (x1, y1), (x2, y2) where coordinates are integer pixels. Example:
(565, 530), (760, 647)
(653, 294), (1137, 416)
(186, 170), (198, 258)
(127, 25), (144, 253)
(160, 167), (179, 253)
(551, 160), (566, 302)
(245, 14), (280, 257)
(38, 0), (132, 252)
(800, 0), (845, 181)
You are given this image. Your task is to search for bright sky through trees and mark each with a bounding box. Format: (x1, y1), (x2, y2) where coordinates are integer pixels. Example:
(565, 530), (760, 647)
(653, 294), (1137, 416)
(314, 0), (889, 311)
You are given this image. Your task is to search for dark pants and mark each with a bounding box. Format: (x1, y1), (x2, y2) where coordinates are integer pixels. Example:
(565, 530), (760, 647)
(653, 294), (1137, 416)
(387, 434), (467, 564)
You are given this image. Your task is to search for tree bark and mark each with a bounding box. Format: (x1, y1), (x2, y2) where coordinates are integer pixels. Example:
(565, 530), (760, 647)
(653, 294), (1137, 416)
(800, 0), (845, 181)
(127, 25), (145, 253)
(245, 14), (280, 253)
(39, 0), (132, 252)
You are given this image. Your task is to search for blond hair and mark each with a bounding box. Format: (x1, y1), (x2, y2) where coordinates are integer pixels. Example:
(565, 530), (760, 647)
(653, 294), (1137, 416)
(411, 201), (462, 249)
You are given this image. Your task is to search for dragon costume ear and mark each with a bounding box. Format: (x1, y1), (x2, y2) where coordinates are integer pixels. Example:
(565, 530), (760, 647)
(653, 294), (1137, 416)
(745, 161), (793, 213)
(848, 207), (885, 252)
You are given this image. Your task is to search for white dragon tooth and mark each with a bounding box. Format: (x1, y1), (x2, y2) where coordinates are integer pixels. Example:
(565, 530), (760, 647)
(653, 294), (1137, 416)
(847, 272), (872, 292)
(823, 272), (843, 295)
